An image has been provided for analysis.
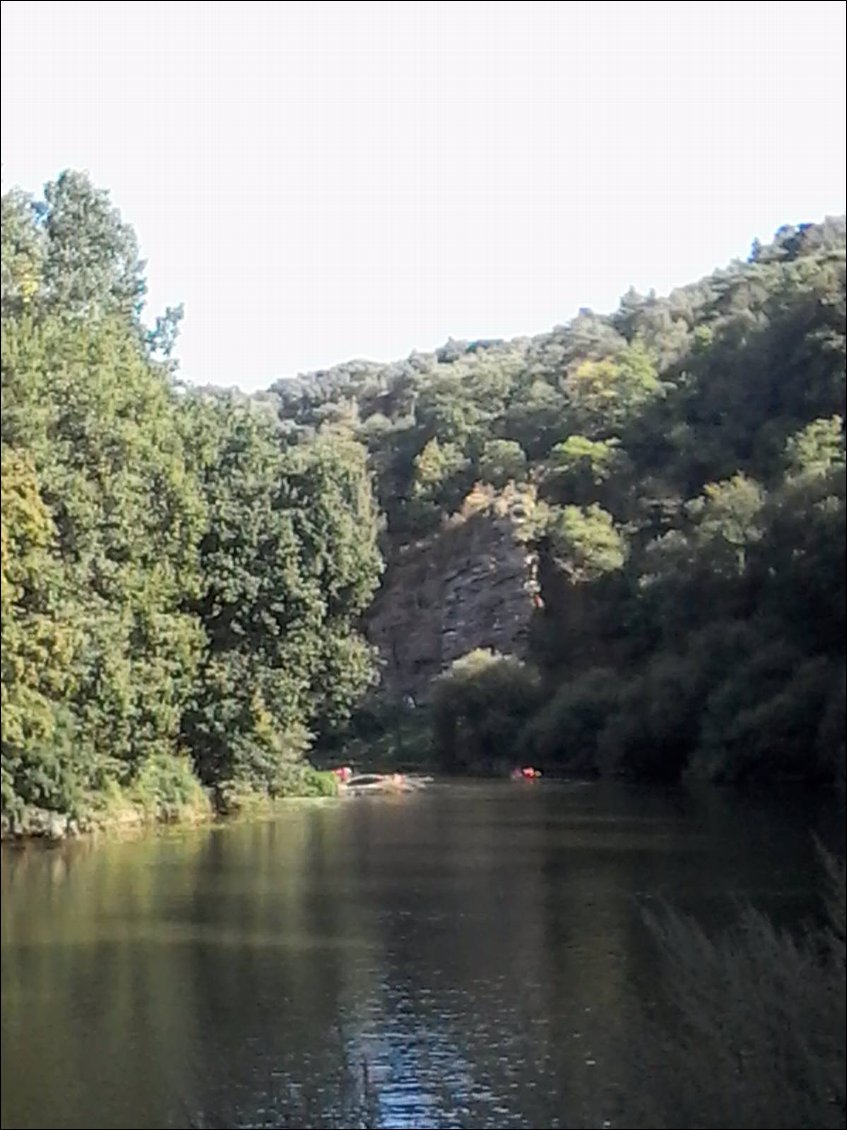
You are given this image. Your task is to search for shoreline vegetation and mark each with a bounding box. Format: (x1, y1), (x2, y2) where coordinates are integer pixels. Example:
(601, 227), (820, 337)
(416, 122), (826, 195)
(2, 171), (845, 843)
(0, 766), (343, 843)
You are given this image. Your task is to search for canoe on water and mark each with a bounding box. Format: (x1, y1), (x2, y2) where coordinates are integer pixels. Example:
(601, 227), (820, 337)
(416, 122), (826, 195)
(340, 774), (432, 796)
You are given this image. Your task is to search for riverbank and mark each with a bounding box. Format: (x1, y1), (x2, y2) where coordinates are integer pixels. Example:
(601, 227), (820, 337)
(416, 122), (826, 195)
(0, 766), (341, 844)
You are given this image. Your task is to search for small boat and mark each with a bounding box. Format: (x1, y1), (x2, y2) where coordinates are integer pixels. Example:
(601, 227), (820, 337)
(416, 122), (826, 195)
(341, 773), (431, 796)
(510, 766), (542, 781)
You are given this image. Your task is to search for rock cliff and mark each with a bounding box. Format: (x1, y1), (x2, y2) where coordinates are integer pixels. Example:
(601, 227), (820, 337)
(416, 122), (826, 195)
(366, 484), (539, 701)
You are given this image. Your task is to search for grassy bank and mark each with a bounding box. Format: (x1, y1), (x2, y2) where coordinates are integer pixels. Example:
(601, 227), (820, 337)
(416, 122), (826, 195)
(0, 759), (341, 843)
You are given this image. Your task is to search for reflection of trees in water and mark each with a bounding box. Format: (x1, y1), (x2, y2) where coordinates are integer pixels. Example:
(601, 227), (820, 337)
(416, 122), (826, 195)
(2, 787), (843, 1129)
(194, 841), (846, 1130)
(2, 834), (211, 1128)
(187, 1039), (378, 1129)
(191, 787), (641, 1127)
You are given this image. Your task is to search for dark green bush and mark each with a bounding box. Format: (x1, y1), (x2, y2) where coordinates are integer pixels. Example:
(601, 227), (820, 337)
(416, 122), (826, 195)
(520, 667), (618, 773)
(431, 649), (542, 772)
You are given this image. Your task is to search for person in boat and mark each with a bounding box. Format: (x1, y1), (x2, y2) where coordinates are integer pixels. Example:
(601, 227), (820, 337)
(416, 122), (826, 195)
(511, 766), (542, 780)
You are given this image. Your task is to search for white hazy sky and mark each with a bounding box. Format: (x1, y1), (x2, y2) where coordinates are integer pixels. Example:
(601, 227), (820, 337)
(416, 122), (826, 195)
(2, 1), (845, 391)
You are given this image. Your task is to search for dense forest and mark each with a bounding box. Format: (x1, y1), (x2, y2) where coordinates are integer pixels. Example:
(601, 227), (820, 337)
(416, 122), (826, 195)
(1, 172), (383, 829)
(1, 172), (845, 831)
(272, 215), (846, 786)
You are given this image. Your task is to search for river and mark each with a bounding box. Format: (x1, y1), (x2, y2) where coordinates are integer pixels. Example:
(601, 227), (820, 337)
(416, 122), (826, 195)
(1, 781), (842, 1130)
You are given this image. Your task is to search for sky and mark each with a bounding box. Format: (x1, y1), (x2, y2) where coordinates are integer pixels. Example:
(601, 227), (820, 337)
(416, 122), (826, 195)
(1, 1), (845, 393)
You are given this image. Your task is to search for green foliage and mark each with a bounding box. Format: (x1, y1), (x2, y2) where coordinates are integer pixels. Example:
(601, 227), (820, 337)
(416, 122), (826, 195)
(40, 170), (147, 320)
(300, 768), (341, 798)
(520, 668), (618, 773)
(598, 650), (714, 781)
(1, 189), (43, 313)
(180, 401), (381, 798)
(615, 851), (846, 1130)
(545, 503), (628, 582)
(1, 171), (383, 826)
(543, 434), (626, 506)
(2, 170), (845, 806)
(785, 414), (845, 481)
(687, 473), (766, 577)
(129, 753), (211, 823)
(563, 342), (661, 437)
(412, 437), (470, 513)
(269, 215), (844, 787)
(503, 378), (568, 458)
(695, 650), (840, 783)
(1, 432), (83, 815)
(431, 650), (542, 772)
(478, 438), (528, 487)
(2, 312), (207, 797)
(321, 697), (434, 774)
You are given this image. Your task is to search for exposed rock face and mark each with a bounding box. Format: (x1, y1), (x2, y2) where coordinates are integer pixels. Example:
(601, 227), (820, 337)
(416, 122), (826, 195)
(367, 485), (538, 701)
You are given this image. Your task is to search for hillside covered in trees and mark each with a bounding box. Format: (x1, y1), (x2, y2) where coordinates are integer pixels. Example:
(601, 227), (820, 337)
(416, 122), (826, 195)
(1, 172), (845, 832)
(267, 214), (847, 786)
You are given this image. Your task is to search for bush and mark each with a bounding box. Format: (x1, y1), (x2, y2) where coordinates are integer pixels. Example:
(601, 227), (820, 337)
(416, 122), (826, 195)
(599, 651), (708, 781)
(431, 649), (542, 772)
(129, 753), (211, 823)
(323, 698), (434, 774)
(213, 723), (314, 801)
(695, 648), (838, 783)
(608, 850), (846, 1129)
(520, 667), (618, 773)
(478, 438), (528, 488)
(300, 768), (340, 798)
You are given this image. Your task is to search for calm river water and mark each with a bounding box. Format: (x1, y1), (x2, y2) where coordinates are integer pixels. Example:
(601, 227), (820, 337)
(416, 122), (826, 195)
(1, 781), (842, 1129)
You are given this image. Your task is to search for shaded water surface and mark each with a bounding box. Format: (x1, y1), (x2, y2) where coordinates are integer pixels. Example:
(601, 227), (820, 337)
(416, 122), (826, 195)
(2, 781), (841, 1129)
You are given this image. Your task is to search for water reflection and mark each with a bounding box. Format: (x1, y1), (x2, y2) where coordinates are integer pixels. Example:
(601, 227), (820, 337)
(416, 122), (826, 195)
(1, 782), (840, 1129)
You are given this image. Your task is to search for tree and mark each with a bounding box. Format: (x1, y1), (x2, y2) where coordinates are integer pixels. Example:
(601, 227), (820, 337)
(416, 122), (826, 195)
(1, 171), (392, 823)
(2, 313), (206, 791)
(502, 378), (567, 457)
(4, 168), (847, 812)
(431, 650), (541, 772)
(39, 170), (147, 320)
(1, 189), (43, 314)
(409, 436), (471, 524)
(545, 504), (628, 582)
(687, 473), (766, 577)
(784, 415), (845, 481)
(478, 438), (528, 488)
(543, 434), (626, 506)
(1, 450), (81, 815)
(563, 342), (661, 437)
(181, 401), (382, 797)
